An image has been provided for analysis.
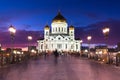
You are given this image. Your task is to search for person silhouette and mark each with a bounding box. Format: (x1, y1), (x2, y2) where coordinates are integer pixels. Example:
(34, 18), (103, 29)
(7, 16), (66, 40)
(53, 49), (59, 64)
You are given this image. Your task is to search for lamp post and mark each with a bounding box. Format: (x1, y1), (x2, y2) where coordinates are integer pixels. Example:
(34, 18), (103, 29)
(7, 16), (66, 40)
(27, 36), (32, 56)
(8, 25), (16, 63)
(80, 40), (83, 56)
(0, 44), (3, 66)
(28, 36), (32, 50)
(87, 36), (92, 58)
(102, 27), (110, 64)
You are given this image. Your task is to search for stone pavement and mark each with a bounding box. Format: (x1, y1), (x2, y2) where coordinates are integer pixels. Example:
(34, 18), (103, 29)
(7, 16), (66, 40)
(0, 55), (120, 80)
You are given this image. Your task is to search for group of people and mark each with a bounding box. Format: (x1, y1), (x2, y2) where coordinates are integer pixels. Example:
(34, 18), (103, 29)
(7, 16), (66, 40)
(43, 49), (59, 63)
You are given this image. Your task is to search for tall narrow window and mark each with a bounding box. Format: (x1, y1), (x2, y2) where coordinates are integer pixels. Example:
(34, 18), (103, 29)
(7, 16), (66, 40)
(66, 44), (67, 49)
(76, 44), (78, 49)
(52, 44), (53, 48)
(62, 27), (63, 32)
(71, 45), (74, 49)
(41, 44), (43, 49)
(56, 27), (57, 32)
(46, 32), (48, 35)
(64, 28), (65, 32)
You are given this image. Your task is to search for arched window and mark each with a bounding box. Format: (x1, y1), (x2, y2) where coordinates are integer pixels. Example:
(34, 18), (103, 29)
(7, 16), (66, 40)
(41, 44), (43, 49)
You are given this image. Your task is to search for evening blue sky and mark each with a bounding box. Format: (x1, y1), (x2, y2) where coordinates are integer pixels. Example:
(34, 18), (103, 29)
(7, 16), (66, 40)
(0, 0), (120, 30)
(0, 0), (120, 48)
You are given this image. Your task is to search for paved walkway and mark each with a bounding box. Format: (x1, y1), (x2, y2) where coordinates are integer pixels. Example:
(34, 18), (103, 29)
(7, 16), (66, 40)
(0, 55), (120, 80)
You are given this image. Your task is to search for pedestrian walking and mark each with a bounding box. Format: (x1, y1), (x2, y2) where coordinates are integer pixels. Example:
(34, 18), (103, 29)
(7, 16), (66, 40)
(53, 49), (59, 64)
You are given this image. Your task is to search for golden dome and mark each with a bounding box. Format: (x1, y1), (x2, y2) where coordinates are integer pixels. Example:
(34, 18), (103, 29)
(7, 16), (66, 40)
(44, 25), (50, 30)
(52, 12), (66, 22)
(69, 25), (74, 30)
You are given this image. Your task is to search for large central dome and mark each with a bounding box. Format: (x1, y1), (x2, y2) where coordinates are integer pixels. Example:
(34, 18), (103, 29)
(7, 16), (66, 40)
(51, 12), (68, 34)
(52, 12), (66, 22)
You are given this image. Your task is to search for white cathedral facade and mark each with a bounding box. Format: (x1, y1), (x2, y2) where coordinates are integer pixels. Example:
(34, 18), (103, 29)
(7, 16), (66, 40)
(37, 12), (81, 53)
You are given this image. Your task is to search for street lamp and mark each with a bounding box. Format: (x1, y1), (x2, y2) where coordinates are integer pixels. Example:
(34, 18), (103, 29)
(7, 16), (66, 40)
(80, 39), (83, 56)
(87, 36), (92, 58)
(102, 27), (110, 64)
(8, 25), (16, 63)
(102, 27), (110, 39)
(27, 36), (32, 51)
(28, 36), (32, 41)
(8, 25), (16, 50)
(27, 36), (32, 58)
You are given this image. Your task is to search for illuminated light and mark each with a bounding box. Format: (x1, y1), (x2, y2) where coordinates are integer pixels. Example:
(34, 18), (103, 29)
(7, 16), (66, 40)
(1, 48), (5, 51)
(103, 27), (110, 33)
(103, 59), (105, 62)
(17, 51), (20, 54)
(21, 52), (24, 54)
(99, 51), (102, 54)
(8, 25), (16, 34)
(85, 49), (88, 53)
(13, 50), (17, 54)
(22, 47), (28, 51)
(37, 41), (39, 42)
(28, 36), (32, 40)
(52, 20), (66, 23)
(80, 40), (83, 43)
(6, 53), (10, 56)
(96, 52), (98, 54)
(98, 59), (100, 61)
(31, 49), (35, 53)
(51, 22), (68, 28)
(87, 36), (92, 41)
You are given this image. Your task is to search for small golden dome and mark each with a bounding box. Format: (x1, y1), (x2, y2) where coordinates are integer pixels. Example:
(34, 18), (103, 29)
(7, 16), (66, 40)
(44, 25), (50, 30)
(69, 25), (74, 30)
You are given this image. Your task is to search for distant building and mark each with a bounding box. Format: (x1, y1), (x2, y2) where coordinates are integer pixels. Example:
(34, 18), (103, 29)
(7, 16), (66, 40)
(95, 45), (108, 54)
(37, 12), (81, 53)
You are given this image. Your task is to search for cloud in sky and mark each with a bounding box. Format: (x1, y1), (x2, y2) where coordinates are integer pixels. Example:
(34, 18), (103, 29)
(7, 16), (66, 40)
(0, 19), (120, 49)
(0, 16), (12, 31)
(75, 19), (120, 45)
(0, 29), (43, 48)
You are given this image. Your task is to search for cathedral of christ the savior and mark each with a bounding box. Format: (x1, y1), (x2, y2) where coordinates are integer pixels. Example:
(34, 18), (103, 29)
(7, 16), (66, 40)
(37, 12), (81, 53)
